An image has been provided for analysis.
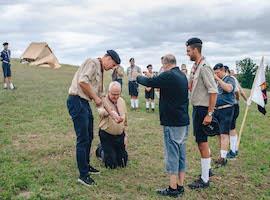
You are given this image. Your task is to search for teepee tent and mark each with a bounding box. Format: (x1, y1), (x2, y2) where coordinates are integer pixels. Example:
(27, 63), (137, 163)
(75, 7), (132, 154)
(20, 42), (61, 69)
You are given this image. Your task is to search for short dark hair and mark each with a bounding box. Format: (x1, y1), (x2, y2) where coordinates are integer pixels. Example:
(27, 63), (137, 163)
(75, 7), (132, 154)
(129, 58), (135, 62)
(146, 64), (152, 69)
(189, 43), (202, 53)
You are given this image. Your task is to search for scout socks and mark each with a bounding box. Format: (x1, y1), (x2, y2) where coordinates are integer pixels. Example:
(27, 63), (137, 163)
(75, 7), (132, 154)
(201, 158), (210, 183)
(230, 135), (237, 153)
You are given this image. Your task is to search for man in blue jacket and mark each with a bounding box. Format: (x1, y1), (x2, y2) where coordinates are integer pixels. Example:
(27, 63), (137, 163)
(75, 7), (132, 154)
(1, 42), (15, 90)
(136, 54), (189, 198)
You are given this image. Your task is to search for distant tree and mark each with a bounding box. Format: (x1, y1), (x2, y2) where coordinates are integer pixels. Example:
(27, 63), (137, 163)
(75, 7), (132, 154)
(236, 58), (257, 89)
(266, 64), (270, 91)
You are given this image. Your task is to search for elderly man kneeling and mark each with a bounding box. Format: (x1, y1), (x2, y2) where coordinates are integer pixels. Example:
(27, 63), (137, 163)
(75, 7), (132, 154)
(96, 81), (128, 169)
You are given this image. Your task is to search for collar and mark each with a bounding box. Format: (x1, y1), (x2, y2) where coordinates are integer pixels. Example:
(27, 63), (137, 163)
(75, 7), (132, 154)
(195, 56), (204, 66)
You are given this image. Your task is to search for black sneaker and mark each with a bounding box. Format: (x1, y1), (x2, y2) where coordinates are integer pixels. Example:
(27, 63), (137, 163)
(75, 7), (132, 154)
(156, 186), (182, 198)
(177, 185), (185, 195)
(214, 158), (227, 168)
(77, 175), (95, 186)
(198, 168), (215, 178)
(188, 178), (209, 189)
(152, 108), (155, 112)
(226, 150), (237, 159)
(89, 165), (100, 175)
(146, 108), (149, 112)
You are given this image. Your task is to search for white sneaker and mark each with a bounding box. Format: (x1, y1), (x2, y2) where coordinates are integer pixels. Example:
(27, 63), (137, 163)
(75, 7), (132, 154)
(3, 83), (7, 89)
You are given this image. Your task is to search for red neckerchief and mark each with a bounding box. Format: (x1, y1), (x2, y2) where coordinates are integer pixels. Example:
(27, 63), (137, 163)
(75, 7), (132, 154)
(190, 56), (204, 91)
(192, 56), (204, 75)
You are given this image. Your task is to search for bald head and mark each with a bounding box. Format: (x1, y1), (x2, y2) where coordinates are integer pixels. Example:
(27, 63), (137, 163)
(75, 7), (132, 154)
(108, 81), (121, 103)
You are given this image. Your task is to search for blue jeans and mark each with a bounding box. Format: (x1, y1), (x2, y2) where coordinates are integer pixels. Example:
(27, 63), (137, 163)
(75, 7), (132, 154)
(163, 126), (189, 174)
(67, 95), (94, 177)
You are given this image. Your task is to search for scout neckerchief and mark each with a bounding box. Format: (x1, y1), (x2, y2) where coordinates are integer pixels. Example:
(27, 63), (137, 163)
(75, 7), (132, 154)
(190, 56), (204, 91)
(98, 58), (104, 94)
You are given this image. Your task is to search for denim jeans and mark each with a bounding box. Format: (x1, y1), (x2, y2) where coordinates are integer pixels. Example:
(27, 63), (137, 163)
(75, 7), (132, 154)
(163, 126), (189, 174)
(67, 95), (93, 177)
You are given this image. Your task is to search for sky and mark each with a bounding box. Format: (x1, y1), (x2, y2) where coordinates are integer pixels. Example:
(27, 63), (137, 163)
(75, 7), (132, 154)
(1, 0), (270, 71)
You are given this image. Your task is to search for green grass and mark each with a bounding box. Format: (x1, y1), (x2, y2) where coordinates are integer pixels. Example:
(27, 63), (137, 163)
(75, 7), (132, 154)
(0, 60), (269, 200)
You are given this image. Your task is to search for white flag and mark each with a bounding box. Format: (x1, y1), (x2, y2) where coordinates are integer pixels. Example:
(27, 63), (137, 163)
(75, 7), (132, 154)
(247, 56), (267, 114)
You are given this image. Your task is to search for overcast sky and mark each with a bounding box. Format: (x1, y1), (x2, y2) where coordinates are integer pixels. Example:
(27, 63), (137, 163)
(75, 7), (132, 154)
(1, 0), (270, 71)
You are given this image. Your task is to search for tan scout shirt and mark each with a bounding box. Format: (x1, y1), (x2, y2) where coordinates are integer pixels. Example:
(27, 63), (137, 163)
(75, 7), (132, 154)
(97, 96), (128, 135)
(127, 65), (141, 81)
(189, 58), (218, 107)
(68, 58), (104, 101)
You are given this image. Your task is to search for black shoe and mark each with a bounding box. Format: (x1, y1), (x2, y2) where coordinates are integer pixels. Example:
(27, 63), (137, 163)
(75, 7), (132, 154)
(146, 108), (149, 112)
(152, 108), (155, 112)
(156, 186), (182, 198)
(214, 158), (227, 168)
(226, 150), (237, 159)
(198, 168), (214, 178)
(188, 178), (209, 189)
(177, 185), (185, 194)
(77, 175), (95, 186)
(89, 165), (100, 175)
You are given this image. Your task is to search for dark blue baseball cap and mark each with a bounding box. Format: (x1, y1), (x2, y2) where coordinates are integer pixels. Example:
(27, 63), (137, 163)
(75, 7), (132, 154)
(107, 50), (121, 64)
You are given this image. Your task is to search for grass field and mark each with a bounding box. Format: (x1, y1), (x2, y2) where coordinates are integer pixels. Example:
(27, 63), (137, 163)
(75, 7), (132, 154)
(0, 60), (269, 200)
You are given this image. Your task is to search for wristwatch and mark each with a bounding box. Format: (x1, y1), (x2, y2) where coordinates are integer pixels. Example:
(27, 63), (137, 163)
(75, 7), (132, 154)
(207, 111), (213, 117)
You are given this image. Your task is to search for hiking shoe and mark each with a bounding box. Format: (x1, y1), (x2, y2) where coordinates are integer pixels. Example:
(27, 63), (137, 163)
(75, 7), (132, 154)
(199, 168), (215, 178)
(89, 165), (100, 175)
(227, 150), (237, 159)
(156, 186), (183, 198)
(177, 185), (185, 194)
(77, 175), (95, 186)
(214, 158), (227, 168)
(188, 178), (209, 189)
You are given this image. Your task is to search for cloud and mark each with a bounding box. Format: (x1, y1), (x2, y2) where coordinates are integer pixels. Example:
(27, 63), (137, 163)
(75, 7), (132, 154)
(1, 0), (270, 70)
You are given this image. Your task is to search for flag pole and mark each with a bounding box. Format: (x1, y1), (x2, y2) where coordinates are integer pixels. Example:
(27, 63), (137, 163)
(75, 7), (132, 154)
(237, 56), (265, 149)
(237, 104), (249, 149)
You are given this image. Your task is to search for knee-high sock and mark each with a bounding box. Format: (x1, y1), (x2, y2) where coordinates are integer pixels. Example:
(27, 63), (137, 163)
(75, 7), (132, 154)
(201, 158), (210, 183)
(130, 99), (135, 108)
(230, 135), (238, 153)
(135, 99), (139, 108)
(151, 102), (155, 109)
(146, 101), (150, 109)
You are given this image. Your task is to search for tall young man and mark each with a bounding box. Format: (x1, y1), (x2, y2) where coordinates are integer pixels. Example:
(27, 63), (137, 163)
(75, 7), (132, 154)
(186, 38), (218, 189)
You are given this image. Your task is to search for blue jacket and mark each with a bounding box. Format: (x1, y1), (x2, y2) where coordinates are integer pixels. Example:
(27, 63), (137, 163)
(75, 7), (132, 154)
(1, 49), (11, 63)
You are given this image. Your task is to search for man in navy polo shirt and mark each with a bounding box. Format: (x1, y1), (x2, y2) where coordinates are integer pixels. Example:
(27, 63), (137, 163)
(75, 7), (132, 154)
(213, 63), (236, 167)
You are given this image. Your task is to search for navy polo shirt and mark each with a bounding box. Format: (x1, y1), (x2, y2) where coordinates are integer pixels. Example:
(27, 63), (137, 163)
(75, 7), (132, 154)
(216, 75), (236, 106)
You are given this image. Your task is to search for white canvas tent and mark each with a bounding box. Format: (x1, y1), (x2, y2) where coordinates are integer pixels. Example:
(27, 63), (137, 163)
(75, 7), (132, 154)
(20, 42), (61, 69)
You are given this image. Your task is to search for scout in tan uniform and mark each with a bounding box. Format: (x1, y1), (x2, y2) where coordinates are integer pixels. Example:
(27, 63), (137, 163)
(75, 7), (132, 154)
(186, 38), (218, 189)
(67, 50), (121, 186)
(127, 58), (141, 110)
(95, 81), (128, 169)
